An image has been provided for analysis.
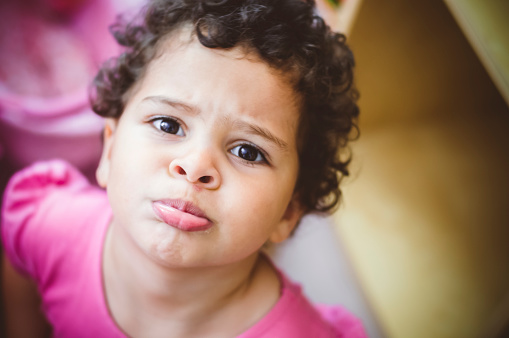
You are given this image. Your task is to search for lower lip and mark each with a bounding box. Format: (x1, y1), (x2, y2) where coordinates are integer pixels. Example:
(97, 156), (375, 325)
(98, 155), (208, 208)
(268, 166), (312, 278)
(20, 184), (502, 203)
(152, 202), (212, 232)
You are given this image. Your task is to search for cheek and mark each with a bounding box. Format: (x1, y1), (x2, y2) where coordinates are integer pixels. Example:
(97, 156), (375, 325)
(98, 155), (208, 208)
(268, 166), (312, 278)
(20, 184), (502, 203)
(228, 176), (293, 223)
(107, 173), (135, 219)
(107, 143), (148, 205)
(111, 131), (154, 174)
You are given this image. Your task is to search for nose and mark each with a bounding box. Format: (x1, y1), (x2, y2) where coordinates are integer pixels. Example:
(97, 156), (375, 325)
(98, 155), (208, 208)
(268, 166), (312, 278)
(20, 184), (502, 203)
(169, 150), (221, 190)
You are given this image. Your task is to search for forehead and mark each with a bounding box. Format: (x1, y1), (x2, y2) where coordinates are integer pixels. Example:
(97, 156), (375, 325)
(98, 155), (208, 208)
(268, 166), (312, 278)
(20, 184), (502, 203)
(126, 28), (302, 131)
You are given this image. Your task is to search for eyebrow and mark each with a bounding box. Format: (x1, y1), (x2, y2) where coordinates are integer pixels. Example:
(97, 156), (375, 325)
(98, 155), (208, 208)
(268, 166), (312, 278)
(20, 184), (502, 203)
(232, 120), (289, 152)
(142, 95), (199, 115)
(142, 95), (289, 151)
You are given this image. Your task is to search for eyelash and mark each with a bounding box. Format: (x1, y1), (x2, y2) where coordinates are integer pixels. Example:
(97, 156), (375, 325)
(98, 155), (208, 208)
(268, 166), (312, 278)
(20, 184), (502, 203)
(230, 143), (270, 166)
(150, 116), (185, 136)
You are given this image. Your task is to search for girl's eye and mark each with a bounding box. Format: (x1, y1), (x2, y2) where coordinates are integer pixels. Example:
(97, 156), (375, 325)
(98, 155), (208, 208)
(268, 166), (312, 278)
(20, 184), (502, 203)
(230, 144), (266, 163)
(152, 118), (184, 136)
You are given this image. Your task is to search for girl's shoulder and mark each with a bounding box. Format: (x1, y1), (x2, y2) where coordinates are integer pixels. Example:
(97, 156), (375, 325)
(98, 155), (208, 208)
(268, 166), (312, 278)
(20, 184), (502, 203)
(315, 303), (368, 338)
(239, 265), (368, 338)
(281, 272), (367, 338)
(1, 160), (110, 278)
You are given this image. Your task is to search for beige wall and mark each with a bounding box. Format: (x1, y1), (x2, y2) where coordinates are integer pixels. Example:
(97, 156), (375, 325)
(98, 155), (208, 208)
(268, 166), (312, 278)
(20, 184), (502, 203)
(333, 0), (509, 337)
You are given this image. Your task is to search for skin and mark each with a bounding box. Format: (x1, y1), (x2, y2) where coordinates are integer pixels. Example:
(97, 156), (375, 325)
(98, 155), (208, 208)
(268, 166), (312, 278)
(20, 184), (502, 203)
(96, 29), (304, 337)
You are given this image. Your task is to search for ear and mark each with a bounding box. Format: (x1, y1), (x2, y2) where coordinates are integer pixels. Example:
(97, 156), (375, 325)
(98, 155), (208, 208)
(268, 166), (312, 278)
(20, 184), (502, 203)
(96, 118), (118, 188)
(269, 197), (305, 243)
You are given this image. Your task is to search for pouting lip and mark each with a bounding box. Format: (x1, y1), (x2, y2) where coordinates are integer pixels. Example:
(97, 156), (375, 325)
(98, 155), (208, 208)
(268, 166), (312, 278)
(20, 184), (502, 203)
(152, 199), (213, 232)
(154, 199), (210, 220)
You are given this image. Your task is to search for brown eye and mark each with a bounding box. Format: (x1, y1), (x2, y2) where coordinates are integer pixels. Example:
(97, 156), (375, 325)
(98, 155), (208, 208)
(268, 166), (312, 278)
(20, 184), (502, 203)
(152, 118), (184, 136)
(231, 145), (266, 163)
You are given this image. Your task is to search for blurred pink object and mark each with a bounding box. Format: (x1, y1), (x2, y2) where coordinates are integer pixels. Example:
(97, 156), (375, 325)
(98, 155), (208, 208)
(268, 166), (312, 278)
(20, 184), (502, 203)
(0, 0), (130, 179)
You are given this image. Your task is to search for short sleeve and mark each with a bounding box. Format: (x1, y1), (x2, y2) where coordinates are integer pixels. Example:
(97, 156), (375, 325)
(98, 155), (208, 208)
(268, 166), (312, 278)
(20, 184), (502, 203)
(1, 160), (91, 278)
(315, 304), (368, 338)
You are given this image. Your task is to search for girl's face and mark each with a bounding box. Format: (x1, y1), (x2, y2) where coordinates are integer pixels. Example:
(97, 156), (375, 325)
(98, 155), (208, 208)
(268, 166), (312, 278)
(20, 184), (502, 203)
(97, 32), (303, 268)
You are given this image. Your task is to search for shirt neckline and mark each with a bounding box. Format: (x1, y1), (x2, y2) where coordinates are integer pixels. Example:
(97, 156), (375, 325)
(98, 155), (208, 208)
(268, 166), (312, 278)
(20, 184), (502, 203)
(95, 208), (296, 337)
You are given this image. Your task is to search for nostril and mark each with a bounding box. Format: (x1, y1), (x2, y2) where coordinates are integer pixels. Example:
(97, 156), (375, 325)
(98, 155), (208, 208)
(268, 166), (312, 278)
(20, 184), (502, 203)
(199, 176), (211, 184)
(177, 167), (186, 175)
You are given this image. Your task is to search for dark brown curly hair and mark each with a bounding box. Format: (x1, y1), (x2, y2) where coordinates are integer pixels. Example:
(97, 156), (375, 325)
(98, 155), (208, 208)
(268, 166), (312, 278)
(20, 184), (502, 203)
(91, 0), (359, 214)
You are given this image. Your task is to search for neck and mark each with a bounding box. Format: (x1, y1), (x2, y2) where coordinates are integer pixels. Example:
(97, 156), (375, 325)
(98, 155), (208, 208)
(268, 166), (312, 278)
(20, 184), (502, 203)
(103, 222), (280, 337)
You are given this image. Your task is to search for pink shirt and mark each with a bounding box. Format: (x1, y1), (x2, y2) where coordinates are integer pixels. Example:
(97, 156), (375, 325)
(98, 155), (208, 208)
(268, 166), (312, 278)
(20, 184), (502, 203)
(1, 160), (367, 337)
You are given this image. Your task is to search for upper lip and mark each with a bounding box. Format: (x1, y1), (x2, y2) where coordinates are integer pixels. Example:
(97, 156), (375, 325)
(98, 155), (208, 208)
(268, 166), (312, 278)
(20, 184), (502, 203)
(154, 199), (210, 220)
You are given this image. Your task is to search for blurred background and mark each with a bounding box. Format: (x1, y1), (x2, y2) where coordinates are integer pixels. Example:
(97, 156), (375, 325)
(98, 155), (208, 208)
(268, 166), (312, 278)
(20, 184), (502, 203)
(1, 0), (508, 337)
(332, 0), (509, 337)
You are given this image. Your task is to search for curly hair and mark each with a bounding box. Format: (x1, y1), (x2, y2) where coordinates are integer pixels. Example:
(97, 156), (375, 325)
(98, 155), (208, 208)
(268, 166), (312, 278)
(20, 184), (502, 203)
(91, 0), (359, 214)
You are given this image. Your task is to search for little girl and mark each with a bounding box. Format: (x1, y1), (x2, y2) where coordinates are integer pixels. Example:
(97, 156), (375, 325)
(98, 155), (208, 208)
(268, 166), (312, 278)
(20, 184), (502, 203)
(1, 0), (365, 336)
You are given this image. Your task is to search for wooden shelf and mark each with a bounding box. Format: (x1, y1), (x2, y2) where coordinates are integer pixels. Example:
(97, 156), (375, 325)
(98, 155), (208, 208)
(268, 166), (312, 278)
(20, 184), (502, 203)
(443, 0), (509, 106)
(337, 0), (509, 337)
